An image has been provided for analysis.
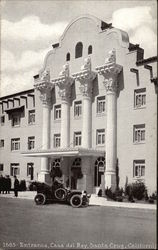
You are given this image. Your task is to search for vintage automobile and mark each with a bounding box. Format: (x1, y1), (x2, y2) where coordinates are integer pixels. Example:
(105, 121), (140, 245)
(32, 180), (91, 208)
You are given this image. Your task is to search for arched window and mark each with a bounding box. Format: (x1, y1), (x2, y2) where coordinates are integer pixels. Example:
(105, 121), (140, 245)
(75, 42), (83, 58)
(94, 157), (105, 187)
(72, 158), (81, 167)
(50, 158), (62, 180)
(88, 45), (92, 55)
(66, 52), (70, 61)
(52, 158), (61, 167)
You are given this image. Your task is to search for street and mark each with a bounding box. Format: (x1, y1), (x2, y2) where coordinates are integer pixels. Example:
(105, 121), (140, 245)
(0, 197), (156, 249)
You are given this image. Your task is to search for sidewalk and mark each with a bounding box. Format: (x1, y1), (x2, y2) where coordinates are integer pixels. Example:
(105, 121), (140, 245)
(0, 191), (156, 210)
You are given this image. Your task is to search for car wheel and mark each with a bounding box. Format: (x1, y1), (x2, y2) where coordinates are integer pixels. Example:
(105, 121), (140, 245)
(34, 193), (46, 205)
(70, 194), (82, 208)
(55, 188), (67, 201)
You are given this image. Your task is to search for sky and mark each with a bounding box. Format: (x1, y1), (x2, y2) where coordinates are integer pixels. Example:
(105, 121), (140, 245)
(0, 0), (157, 97)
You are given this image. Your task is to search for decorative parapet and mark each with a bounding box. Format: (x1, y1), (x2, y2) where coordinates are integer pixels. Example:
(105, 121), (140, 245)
(72, 57), (96, 97)
(51, 64), (74, 101)
(96, 49), (122, 93)
(34, 69), (54, 106)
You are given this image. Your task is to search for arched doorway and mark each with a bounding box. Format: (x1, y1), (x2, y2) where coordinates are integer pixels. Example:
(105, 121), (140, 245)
(50, 158), (62, 182)
(70, 158), (82, 189)
(94, 157), (105, 187)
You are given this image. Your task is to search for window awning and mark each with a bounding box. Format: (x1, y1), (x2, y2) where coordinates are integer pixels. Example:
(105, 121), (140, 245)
(21, 147), (105, 158)
(4, 105), (24, 113)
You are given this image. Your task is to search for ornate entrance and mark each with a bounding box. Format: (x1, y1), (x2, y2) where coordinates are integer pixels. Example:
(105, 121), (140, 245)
(50, 158), (62, 182)
(70, 158), (82, 189)
(94, 157), (105, 187)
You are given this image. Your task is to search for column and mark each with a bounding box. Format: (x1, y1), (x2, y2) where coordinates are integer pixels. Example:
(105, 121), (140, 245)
(52, 63), (73, 148)
(104, 76), (117, 191)
(34, 70), (53, 184)
(72, 57), (96, 148)
(60, 100), (70, 148)
(96, 49), (122, 191)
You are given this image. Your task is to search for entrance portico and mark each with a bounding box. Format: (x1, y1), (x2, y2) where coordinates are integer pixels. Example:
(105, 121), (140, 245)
(22, 147), (105, 192)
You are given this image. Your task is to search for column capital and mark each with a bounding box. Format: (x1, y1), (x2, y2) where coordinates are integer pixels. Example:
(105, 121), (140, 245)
(103, 77), (118, 93)
(96, 49), (122, 93)
(51, 64), (73, 101)
(34, 69), (54, 106)
(72, 57), (96, 97)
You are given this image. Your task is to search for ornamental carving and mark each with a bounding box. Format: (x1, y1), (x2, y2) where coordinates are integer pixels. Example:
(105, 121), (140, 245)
(96, 49), (122, 93)
(34, 69), (53, 106)
(103, 77), (117, 93)
(57, 81), (72, 101)
(40, 69), (50, 82)
(105, 48), (116, 64)
(79, 81), (93, 97)
(72, 57), (96, 97)
(51, 64), (73, 101)
(81, 57), (91, 71)
(59, 63), (69, 78)
(39, 88), (52, 106)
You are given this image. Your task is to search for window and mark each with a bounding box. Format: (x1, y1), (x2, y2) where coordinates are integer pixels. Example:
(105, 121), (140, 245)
(28, 137), (35, 150)
(134, 88), (146, 108)
(66, 53), (70, 61)
(11, 138), (20, 151)
(51, 158), (61, 168)
(0, 164), (4, 171)
(133, 124), (145, 143)
(12, 114), (20, 127)
(74, 101), (82, 117)
(54, 134), (61, 148)
(96, 129), (105, 145)
(28, 110), (35, 124)
(10, 163), (20, 176)
(75, 42), (83, 58)
(74, 132), (82, 146)
(0, 116), (5, 125)
(54, 105), (61, 120)
(88, 45), (92, 55)
(97, 96), (105, 114)
(0, 139), (4, 148)
(27, 163), (34, 180)
(133, 160), (145, 178)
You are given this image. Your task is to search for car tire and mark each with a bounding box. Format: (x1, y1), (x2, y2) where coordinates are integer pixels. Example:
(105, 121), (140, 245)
(55, 188), (67, 201)
(70, 194), (82, 208)
(34, 193), (46, 205)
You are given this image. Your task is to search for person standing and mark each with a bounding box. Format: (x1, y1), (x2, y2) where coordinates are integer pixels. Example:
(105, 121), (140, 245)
(0, 175), (5, 194)
(6, 175), (11, 194)
(0, 174), (3, 194)
(14, 176), (19, 197)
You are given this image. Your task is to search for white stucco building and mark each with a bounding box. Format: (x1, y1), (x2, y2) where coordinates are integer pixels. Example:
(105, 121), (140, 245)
(0, 15), (157, 194)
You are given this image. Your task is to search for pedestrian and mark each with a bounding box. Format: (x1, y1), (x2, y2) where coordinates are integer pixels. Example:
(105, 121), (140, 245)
(0, 175), (5, 194)
(0, 174), (3, 194)
(6, 175), (11, 194)
(4, 175), (8, 194)
(14, 176), (19, 197)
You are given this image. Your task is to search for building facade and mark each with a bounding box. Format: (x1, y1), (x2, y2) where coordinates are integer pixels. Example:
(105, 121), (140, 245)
(0, 15), (157, 194)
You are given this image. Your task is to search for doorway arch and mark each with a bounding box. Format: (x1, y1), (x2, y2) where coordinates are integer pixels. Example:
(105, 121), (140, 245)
(94, 157), (105, 187)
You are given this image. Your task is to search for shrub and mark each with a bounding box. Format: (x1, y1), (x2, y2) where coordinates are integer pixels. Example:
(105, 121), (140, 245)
(19, 180), (26, 191)
(151, 191), (157, 200)
(125, 181), (147, 200)
(105, 188), (116, 200)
